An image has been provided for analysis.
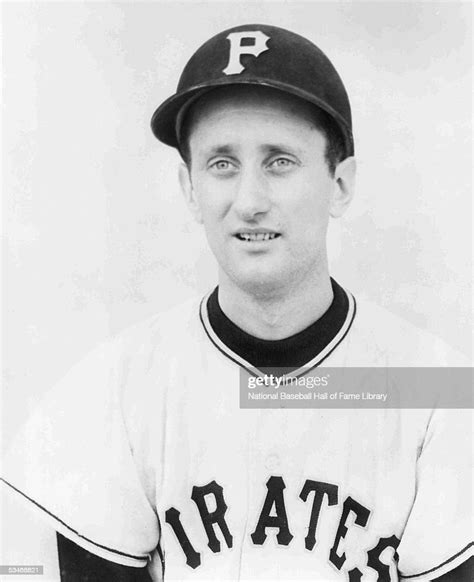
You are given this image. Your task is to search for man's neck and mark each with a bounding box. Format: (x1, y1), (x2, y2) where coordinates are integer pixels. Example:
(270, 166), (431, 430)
(216, 271), (334, 340)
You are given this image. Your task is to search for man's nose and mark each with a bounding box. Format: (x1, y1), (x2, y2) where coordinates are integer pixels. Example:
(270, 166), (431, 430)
(232, 166), (271, 221)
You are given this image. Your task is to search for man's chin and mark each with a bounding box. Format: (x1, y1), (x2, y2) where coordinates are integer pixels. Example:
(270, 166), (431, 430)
(229, 269), (287, 298)
(215, 253), (300, 297)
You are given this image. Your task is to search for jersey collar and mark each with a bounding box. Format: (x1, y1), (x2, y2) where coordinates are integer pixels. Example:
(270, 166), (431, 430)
(199, 278), (356, 377)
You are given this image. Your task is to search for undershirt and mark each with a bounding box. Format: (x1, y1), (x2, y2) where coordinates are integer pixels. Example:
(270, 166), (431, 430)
(206, 278), (348, 371)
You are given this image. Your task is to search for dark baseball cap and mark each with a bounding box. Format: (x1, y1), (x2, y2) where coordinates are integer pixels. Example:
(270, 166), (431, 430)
(151, 24), (354, 157)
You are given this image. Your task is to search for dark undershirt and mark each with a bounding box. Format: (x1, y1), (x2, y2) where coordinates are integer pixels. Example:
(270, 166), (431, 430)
(206, 277), (348, 371)
(56, 533), (152, 582)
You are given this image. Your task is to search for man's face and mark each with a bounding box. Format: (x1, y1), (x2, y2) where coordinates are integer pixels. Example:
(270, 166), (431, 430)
(181, 86), (353, 296)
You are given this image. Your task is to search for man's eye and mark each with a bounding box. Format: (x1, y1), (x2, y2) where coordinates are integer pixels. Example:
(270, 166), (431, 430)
(268, 157), (295, 170)
(210, 160), (234, 171)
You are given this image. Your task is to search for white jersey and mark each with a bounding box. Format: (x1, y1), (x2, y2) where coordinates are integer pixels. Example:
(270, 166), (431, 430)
(2, 287), (472, 581)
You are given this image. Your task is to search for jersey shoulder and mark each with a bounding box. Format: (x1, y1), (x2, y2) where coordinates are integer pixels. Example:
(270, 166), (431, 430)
(16, 295), (205, 437)
(104, 297), (202, 363)
(113, 295), (202, 355)
(344, 295), (469, 366)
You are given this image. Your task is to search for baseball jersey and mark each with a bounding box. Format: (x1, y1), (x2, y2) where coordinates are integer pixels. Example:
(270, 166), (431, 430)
(2, 282), (472, 581)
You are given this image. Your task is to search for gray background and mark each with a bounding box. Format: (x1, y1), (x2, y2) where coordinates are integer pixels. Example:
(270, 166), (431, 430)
(2, 1), (472, 448)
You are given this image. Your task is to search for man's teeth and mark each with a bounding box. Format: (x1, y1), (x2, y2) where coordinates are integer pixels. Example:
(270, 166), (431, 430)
(238, 233), (278, 241)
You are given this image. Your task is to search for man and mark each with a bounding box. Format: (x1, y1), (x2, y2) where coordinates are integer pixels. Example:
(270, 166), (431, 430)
(1, 24), (472, 582)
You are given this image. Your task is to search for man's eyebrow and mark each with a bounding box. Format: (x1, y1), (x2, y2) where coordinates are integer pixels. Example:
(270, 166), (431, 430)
(261, 144), (301, 155)
(204, 145), (235, 157)
(203, 143), (301, 156)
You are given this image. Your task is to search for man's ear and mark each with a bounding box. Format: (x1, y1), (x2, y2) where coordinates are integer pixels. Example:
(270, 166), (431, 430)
(329, 156), (356, 218)
(179, 163), (203, 224)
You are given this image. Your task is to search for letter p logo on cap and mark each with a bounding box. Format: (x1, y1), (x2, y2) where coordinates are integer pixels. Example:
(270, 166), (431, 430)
(223, 31), (270, 75)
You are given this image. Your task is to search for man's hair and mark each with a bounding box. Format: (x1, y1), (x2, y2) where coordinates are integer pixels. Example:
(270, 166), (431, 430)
(178, 104), (347, 176)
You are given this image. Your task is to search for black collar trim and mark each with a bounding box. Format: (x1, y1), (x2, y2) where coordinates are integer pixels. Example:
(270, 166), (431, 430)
(199, 280), (356, 378)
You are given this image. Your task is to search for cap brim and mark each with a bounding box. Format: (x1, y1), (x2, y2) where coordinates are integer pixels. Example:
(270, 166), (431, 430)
(150, 77), (354, 156)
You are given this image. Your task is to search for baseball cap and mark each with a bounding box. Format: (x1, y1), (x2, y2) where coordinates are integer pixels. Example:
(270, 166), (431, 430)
(151, 24), (354, 157)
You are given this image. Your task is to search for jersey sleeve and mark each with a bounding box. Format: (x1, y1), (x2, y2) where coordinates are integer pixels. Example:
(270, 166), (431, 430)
(1, 339), (160, 568)
(397, 408), (473, 581)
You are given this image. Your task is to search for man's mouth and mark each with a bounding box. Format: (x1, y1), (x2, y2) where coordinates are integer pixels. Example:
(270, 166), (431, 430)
(235, 233), (281, 242)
